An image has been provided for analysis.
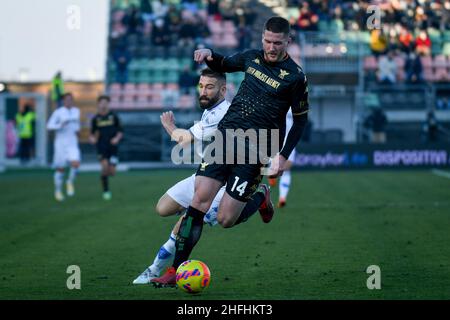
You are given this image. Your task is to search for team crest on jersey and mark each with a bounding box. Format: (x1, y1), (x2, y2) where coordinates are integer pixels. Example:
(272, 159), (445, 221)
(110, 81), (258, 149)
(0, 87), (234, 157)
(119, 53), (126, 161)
(200, 162), (209, 171)
(278, 69), (289, 79)
(253, 58), (260, 65)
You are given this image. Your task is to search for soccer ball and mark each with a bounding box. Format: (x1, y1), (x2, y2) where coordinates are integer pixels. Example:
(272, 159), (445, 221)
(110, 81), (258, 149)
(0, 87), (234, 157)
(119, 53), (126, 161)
(176, 260), (211, 294)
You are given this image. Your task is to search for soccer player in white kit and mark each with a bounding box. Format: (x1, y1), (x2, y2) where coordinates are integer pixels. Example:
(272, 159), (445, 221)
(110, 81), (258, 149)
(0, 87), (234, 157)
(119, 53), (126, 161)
(269, 109), (296, 208)
(133, 69), (273, 284)
(46, 93), (81, 201)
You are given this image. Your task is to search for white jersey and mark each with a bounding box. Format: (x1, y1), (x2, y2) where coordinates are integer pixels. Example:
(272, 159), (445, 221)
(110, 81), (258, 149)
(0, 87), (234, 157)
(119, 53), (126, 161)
(189, 99), (230, 140)
(47, 106), (80, 146)
(47, 106), (81, 167)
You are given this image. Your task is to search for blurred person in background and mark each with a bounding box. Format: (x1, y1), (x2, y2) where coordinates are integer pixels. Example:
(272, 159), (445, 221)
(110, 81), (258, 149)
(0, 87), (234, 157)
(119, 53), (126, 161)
(112, 41), (131, 85)
(15, 104), (36, 165)
(46, 93), (81, 202)
(51, 71), (64, 108)
(90, 96), (123, 200)
(377, 51), (397, 84)
(405, 51), (424, 83)
(365, 107), (388, 144)
(370, 29), (388, 57)
(415, 30), (431, 56)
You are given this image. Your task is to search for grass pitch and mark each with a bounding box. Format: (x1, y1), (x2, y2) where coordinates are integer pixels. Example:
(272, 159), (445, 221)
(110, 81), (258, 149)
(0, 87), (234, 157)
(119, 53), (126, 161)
(0, 169), (449, 300)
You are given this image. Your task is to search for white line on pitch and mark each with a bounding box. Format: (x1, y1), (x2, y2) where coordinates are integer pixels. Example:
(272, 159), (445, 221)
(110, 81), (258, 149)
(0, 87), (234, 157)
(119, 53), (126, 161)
(431, 169), (450, 179)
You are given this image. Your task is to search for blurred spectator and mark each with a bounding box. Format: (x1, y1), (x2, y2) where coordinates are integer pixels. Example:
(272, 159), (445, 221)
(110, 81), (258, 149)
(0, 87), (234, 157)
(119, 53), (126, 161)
(297, 2), (319, 31)
(364, 107), (388, 144)
(178, 66), (198, 95)
(112, 43), (131, 84)
(151, 0), (169, 20)
(122, 5), (143, 35)
(15, 104), (36, 165)
(423, 110), (439, 142)
(51, 71), (64, 108)
(370, 29), (388, 57)
(178, 17), (197, 47)
(415, 30), (431, 56)
(404, 52), (424, 84)
(152, 18), (171, 47)
(377, 51), (397, 84)
(207, 0), (221, 20)
(398, 26), (414, 53)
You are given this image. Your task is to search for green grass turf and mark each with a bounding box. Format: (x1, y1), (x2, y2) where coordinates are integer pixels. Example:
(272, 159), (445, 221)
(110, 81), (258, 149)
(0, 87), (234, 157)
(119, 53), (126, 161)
(0, 169), (450, 300)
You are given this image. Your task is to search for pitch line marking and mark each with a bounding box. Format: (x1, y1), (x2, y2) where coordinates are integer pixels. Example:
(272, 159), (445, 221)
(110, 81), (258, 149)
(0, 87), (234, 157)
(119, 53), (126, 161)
(431, 169), (450, 180)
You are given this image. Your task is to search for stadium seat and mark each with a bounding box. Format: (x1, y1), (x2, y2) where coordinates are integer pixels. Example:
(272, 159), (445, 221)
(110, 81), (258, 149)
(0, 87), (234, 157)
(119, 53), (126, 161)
(109, 83), (122, 95)
(123, 83), (137, 96)
(420, 56), (433, 68)
(136, 83), (152, 97)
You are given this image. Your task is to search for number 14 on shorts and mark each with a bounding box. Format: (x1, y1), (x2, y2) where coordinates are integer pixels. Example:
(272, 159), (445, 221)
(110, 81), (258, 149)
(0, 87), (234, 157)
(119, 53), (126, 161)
(230, 176), (248, 197)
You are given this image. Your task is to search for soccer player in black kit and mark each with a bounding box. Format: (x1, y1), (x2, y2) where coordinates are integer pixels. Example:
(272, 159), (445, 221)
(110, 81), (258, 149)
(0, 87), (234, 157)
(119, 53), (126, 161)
(152, 16), (309, 286)
(89, 95), (123, 200)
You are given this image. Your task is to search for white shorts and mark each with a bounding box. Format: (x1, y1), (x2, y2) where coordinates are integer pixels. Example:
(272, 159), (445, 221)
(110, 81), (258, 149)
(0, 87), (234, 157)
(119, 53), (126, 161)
(52, 144), (81, 168)
(166, 174), (225, 226)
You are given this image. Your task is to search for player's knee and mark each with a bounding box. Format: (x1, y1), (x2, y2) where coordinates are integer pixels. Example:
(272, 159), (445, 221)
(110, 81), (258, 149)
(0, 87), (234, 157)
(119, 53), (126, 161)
(217, 216), (234, 228)
(191, 193), (214, 213)
(155, 199), (172, 217)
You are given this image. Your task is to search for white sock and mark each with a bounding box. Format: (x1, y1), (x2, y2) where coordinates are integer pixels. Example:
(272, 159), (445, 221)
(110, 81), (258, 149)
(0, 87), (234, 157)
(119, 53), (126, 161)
(279, 170), (291, 200)
(68, 167), (78, 184)
(54, 171), (64, 193)
(149, 232), (176, 275)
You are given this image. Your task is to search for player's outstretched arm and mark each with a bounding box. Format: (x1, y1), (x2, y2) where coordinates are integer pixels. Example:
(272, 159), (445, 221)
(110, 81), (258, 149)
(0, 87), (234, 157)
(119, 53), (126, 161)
(160, 111), (193, 147)
(194, 48), (247, 73)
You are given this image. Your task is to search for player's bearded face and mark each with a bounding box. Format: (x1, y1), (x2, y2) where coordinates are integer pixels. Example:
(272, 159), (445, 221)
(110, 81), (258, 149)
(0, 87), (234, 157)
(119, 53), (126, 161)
(198, 76), (222, 109)
(262, 30), (289, 63)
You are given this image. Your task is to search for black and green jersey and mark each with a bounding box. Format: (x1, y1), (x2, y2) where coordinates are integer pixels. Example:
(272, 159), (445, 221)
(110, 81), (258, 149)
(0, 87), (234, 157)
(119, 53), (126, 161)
(206, 49), (309, 159)
(91, 112), (123, 147)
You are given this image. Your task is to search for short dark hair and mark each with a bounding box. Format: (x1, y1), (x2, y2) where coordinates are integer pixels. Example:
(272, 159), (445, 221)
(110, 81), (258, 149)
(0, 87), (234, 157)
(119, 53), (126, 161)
(200, 68), (226, 84)
(97, 95), (111, 103)
(63, 92), (73, 99)
(264, 16), (291, 36)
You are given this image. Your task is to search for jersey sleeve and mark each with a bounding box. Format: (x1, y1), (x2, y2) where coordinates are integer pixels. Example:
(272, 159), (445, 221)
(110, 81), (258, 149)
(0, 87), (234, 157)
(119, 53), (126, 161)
(290, 73), (309, 117)
(206, 50), (252, 73)
(73, 109), (81, 132)
(47, 110), (63, 130)
(279, 74), (309, 159)
(189, 121), (203, 140)
(114, 114), (123, 132)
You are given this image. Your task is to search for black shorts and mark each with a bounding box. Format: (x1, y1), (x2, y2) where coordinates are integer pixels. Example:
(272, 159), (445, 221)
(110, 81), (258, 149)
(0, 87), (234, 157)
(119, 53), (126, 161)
(97, 144), (119, 165)
(196, 161), (262, 202)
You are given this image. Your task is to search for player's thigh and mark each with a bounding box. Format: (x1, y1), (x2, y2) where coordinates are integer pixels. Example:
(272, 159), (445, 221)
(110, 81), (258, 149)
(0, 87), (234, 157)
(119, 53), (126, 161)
(192, 162), (227, 212)
(156, 193), (185, 217)
(192, 175), (224, 212)
(67, 146), (81, 168)
(52, 144), (67, 169)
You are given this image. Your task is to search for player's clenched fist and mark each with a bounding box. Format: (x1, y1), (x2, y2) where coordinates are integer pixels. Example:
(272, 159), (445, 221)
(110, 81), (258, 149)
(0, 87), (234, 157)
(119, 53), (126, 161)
(194, 49), (213, 63)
